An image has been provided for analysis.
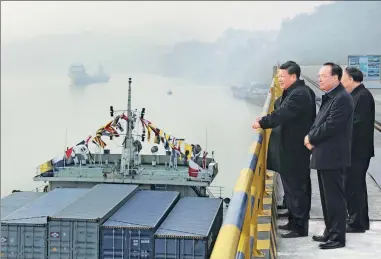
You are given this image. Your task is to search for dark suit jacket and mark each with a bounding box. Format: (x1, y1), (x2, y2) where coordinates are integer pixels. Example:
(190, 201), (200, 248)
(350, 84), (375, 160)
(308, 84), (354, 170)
(260, 80), (316, 177)
(267, 97), (281, 172)
(306, 84), (317, 116)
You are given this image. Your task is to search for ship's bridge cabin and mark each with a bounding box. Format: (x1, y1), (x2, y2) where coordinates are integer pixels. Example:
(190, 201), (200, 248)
(33, 148), (220, 199)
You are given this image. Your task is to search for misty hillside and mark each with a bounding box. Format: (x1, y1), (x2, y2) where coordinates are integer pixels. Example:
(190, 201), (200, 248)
(159, 29), (278, 85)
(275, 1), (381, 65)
(160, 1), (381, 84)
(2, 1), (380, 85)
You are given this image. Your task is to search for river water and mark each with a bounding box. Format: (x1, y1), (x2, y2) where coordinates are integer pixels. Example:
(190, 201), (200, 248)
(1, 72), (263, 197)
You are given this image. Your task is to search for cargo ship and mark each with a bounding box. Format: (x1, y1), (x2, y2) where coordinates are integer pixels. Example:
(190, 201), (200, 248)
(0, 78), (227, 259)
(231, 81), (269, 106)
(68, 64), (110, 86)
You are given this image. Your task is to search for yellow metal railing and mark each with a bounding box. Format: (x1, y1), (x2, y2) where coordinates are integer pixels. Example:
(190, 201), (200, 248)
(211, 67), (282, 259)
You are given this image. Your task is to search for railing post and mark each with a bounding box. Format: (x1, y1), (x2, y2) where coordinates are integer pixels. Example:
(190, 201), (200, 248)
(258, 130), (270, 215)
(272, 65), (277, 77)
(236, 172), (253, 258)
(251, 141), (265, 257)
(273, 68), (283, 99)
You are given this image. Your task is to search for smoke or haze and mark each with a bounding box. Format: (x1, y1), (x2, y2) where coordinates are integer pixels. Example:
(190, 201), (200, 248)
(2, 1), (329, 44)
(1, 1), (331, 77)
(1, 1), (380, 196)
(3, 1), (380, 86)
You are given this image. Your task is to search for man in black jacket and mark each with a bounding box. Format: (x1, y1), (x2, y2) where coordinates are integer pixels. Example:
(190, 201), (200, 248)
(304, 62), (354, 249)
(253, 61), (315, 238)
(341, 67), (375, 232)
(267, 97), (288, 211)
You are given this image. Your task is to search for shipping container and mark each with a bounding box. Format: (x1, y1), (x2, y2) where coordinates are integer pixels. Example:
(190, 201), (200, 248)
(47, 184), (139, 259)
(1, 188), (90, 259)
(101, 190), (180, 259)
(154, 197), (223, 259)
(1, 191), (45, 220)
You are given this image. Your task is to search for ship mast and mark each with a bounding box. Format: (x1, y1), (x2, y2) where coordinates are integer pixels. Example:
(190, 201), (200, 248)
(120, 78), (134, 175)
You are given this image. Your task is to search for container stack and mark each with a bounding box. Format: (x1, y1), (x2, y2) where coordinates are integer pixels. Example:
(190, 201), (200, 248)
(1, 191), (46, 220)
(0, 186), (225, 259)
(154, 197), (223, 259)
(47, 184), (138, 259)
(100, 190), (180, 259)
(1, 188), (90, 259)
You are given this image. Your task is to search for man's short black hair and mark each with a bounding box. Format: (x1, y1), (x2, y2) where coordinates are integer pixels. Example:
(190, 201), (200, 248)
(280, 61), (301, 79)
(345, 67), (363, 83)
(323, 62), (343, 81)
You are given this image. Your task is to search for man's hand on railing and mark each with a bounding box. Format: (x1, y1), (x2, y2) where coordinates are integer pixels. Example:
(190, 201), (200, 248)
(252, 121), (261, 129)
(252, 117), (263, 129)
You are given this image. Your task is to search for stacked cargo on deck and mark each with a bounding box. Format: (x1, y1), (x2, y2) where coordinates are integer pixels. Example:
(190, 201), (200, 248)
(47, 184), (138, 259)
(1, 188), (90, 259)
(100, 190), (180, 259)
(154, 197), (223, 259)
(1, 191), (46, 220)
(1, 187), (224, 259)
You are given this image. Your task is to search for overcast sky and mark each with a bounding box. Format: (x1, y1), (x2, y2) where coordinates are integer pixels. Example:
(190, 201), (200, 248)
(1, 1), (331, 44)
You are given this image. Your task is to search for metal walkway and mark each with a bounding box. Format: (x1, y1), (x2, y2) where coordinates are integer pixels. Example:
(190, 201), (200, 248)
(277, 169), (381, 259)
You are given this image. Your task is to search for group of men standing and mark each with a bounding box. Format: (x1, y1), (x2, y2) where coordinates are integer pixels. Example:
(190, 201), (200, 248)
(252, 61), (375, 249)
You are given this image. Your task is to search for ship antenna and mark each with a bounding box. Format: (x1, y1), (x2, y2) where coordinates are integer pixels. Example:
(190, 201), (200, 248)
(127, 77), (132, 141)
(120, 78), (133, 175)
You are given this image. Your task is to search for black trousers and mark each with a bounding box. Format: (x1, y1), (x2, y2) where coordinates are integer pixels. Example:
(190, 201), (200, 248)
(344, 158), (371, 230)
(317, 169), (346, 244)
(283, 176), (311, 211)
(307, 174), (312, 214)
(281, 170), (310, 234)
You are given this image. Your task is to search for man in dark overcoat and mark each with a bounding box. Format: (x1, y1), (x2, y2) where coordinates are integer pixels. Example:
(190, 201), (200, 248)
(341, 66), (375, 232)
(305, 62), (354, 249)
(253, 61), (315, 238)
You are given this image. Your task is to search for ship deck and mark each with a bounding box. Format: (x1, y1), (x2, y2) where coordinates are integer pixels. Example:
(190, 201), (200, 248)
(33, 164), (215, 187)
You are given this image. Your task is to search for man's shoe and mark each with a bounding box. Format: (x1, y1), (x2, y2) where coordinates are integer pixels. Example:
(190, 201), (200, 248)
(278, 223), (292, 231)
(312, 235), (329, 242)
(281, 231), (307, 238)
(346, 226), (366, 233)
(319, 240), (345, 249)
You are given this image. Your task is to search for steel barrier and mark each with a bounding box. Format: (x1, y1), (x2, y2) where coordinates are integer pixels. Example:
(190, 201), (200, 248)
(211, 67), (282, 259)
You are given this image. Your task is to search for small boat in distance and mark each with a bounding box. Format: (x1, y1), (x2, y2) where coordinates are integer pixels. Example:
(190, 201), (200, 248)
(69, 64), (110, 86)
(167, 90), (173, 95)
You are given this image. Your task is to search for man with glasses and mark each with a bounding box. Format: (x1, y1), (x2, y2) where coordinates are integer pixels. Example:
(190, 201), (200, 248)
(253, 61), (315, 238)
(341, 67), (374, 233)
(304, 62), (354, 249)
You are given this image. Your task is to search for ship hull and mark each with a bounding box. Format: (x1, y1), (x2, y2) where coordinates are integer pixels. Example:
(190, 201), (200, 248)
(70, 76), (110, 86)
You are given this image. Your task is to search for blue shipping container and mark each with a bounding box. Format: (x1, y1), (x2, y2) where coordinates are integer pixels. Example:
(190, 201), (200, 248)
(101, 190), (180, 259)
(154, 197), (223, 259)
(48, 184), (138, 259)
(1, 188), (90, 259)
